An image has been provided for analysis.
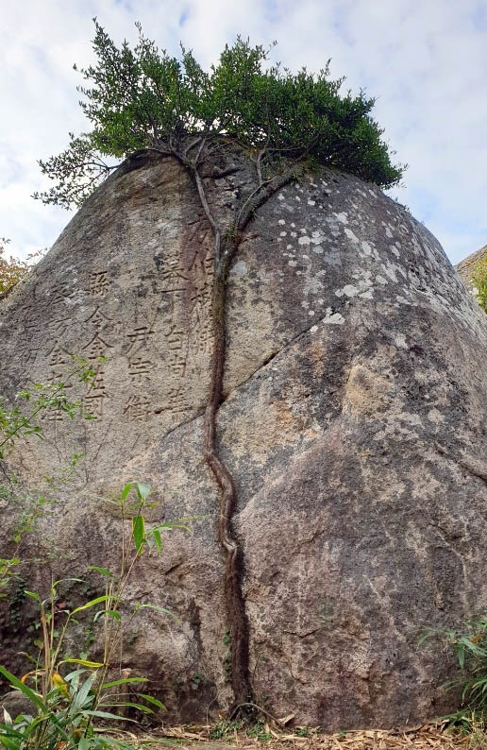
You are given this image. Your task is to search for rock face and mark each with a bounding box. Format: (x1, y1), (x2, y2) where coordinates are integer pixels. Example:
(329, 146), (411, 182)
(2, 150), (487, 730)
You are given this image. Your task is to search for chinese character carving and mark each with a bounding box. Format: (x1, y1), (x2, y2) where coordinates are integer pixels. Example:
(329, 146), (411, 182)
(190, 282), (212, 316)
(88, 367), (106, 394)
(127, 326), (155, 354)
(50, 285), (76, 306)
(167, 351), (186, 377)
(158, 258), (189, 289)
(45, 369), (74, 389)
(48, 342), (70, 367)
(84, 392), (105, 419)
(123, 394), (152, 422)
(192, 319), (213, 356)
(166, 385), (192, 413)
(82, 333), (113, 360)
(89, 271), (109, 297)
(85, 307), (112, 331)
(128, 358), (153, 384)
(165, 325), (185, 350)
(40, 407), (65, 423)
(48, 318), (71, 338)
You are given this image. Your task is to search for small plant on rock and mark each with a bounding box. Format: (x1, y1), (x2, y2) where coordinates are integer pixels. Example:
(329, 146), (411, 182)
(0, 362), (195, 746)
(422, 617), (487, 725)
(471, 257), (487, 313)
(0, 480), (186, 749)
(0, 360), (97, 600)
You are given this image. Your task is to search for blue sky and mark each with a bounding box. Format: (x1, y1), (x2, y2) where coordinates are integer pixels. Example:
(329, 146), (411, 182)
(1, 0), (487, 265)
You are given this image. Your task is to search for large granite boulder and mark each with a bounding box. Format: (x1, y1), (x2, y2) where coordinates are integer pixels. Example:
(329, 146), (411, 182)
(2, 149), (487, 730)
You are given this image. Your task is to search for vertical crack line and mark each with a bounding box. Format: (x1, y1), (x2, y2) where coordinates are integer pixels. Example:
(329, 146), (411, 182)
(186, 142), (300, 714)
(203, 261), (252, 710)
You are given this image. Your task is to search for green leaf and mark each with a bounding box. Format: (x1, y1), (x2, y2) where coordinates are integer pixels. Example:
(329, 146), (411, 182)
(135, 482), (151, 502)
(23, 590), (41, 602)
(100, 497), (120, 506)
(120, 482), (133, 502)
(68, 671), (96, 715)
(153, 521), (192, 533)
(72, 594), (115, 614)
(93, 608), (122, 622)
(83, 709), (136, 722)
(132, 515), (145, 556)
(87, 565), (116, 578)
(135, 603), (180, 622)
(0, 732), (25, 749)
(64, 668), (87, 684)
(0, 667), (46, 712)
(100, 701), (153, 713)
(60, 658), (105, 668)
(101, 677), (148, 689)
(152, 528), (162, 553)
(138, 693), (166, 709)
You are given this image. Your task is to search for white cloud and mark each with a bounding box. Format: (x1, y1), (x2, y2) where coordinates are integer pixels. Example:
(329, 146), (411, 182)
(1, 0), (487, 264)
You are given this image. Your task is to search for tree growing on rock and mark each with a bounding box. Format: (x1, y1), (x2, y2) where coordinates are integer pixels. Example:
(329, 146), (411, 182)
(34, 20), (405, 715)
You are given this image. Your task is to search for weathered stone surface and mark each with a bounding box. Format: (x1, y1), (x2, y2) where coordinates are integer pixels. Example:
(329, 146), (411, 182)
(2, 150), (487, 730)
(0, 691), (35, 719)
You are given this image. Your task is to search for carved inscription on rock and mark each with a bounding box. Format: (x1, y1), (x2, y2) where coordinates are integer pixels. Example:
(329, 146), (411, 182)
(82, 271), (115, 419)
(151, 223), (215, 419)
(17, 321), (40, 365)
(116, 223), (216, 423)
(16, 219), (215, 435)
(123, 324), (155, 423)
(128, 358), (153, 385)
(89, 270), (109, 297)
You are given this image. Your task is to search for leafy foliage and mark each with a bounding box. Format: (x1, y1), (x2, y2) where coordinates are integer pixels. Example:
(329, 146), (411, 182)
(0, 360), (97, 597)
(0, 240), (29, 296)
(0, 371), (91, 461)
(0, 364), (189, 746)
(34, 20), (404, 208)
(0, 666), (137, 750)
(422, 618), (487, 723)
(0, 482), (178, 749)
(470, 256), (487, 313)
(0, 239), (46, 297)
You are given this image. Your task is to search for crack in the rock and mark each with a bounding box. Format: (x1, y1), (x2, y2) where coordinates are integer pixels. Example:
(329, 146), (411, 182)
(156, 406), (206, 441)
(144, 140), (304, 714)
(125, 145), (313, 713)
(221, 349), (281, 400)
(282, 626), (324, 638)
(158, 317), (333, 446)
(222, 315), (336, 403)
(435, 441), (487, 485)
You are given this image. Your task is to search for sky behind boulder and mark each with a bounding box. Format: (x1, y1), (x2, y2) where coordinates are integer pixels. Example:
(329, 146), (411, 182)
(1, 0), (486, 264)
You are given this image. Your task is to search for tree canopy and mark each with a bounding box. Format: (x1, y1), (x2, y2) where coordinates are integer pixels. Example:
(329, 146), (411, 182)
(34, 20), (405, 209)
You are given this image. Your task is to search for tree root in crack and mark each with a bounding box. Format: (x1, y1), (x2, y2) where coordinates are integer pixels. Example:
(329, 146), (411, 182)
(156, 136), (303, 712)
